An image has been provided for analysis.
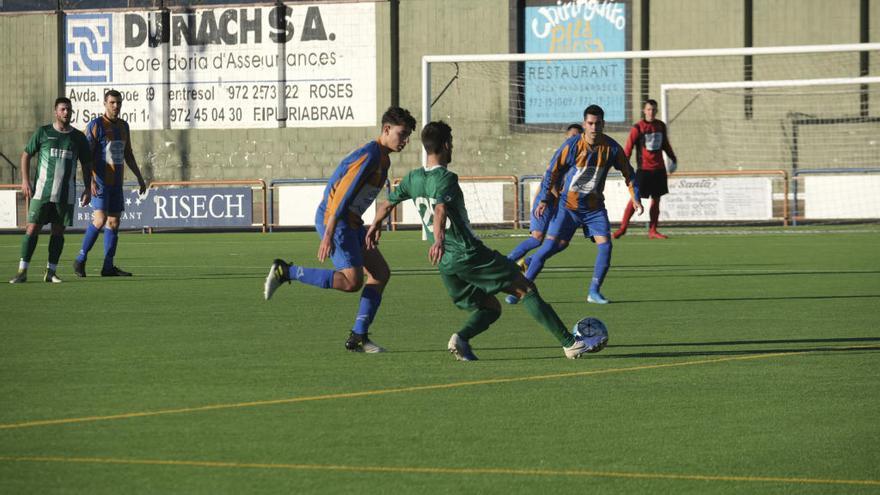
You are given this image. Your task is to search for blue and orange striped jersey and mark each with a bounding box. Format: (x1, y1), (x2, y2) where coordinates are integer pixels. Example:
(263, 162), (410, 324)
(538, 133), (639, 212)
(318, 140), (390, 227)
(86, 115), (132, 189)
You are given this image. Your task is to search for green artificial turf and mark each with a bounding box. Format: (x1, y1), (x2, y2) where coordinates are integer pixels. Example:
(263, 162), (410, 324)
(1, 227), (878, 494)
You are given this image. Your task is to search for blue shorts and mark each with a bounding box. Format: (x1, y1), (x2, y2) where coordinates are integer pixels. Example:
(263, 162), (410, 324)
(91, 186), (125, 213)
(528, 196), (559, 234)
(547, 207), (611, 243)
(315, 211), (365, 270)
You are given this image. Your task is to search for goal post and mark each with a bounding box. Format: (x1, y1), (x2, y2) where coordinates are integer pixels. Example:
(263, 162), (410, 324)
(420, 42), (880, 226)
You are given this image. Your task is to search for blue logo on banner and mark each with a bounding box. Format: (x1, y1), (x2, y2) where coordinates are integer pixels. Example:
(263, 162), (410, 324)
(75, 187), (254, 229)
(66, 13), (113, 83)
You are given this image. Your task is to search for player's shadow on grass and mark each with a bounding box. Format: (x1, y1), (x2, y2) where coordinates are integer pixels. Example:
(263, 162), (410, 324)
(597, 345), (880, 360)
(415, 336), (880, 361)
(140, 273), (263, 281)
(550, 294), (880, 305)
(613, 336), (880, 348)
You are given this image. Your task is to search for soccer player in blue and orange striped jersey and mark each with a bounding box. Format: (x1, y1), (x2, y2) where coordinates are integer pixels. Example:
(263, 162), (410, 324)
(264, 106), (416, 353)
(525, 105), (643, 305)
(74, 89), (147, 278)
(504, 124), (582, 304)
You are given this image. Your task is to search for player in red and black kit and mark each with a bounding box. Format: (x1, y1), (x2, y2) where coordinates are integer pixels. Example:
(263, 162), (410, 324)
(613, 99), (677, 240)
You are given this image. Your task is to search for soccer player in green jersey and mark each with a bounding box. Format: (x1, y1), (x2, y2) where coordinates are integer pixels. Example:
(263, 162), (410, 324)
(366, 121), (605, 360)
(9, 97), (92, 284)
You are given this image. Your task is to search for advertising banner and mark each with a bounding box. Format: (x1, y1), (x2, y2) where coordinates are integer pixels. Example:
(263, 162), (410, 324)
(599, 176), (774, 221)
(276, 183), (378, 227)
(64, 3), (376, 130)
(804, 175), (880, 219)
(524, 0), (628, 124)
(0, 190), (17, 228)
(74, 186), (253, 228)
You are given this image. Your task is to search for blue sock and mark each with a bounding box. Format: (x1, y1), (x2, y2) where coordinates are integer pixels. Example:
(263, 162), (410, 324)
(525, 239), (565, 281)
(507, 236), (542, 261)
(589, 242), (613, 293)
(77, 224), (101, 262)
(352, 286), (382, 335)
(288, 264), (335, 289)
(102, 228), (118, 271)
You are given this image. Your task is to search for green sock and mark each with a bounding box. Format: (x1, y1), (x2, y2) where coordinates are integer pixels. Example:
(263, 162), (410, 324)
(48, 235), (64, 265)
(458, 306), (502, 341)
(521, 290), (575, 347)
(20, 233), (38, 263)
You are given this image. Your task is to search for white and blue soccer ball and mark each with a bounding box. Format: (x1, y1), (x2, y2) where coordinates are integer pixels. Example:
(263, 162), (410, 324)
(573, 317), (608, 340)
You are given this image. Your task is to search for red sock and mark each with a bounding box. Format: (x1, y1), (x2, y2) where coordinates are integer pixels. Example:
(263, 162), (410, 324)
(648, 199), (667, 238)
(649, 200), (660, 232)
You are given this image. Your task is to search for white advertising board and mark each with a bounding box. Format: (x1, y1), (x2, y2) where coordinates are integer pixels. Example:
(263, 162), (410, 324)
(595, 176), (773, 221)
(399, 182), (506, 227)
(277, 183), (376, 227)
(64, 3), (376, 130)
(804, 175), (880, 219)
(0, 190), (17, 228)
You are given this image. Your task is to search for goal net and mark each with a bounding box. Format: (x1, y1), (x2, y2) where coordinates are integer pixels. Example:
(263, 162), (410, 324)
(421, 43), (880, 227)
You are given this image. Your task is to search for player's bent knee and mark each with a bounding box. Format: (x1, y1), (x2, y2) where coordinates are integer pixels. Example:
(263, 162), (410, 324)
(335, 269), (364, 292)
(480, 295), (502, 313)
(339, 279), (363, 293)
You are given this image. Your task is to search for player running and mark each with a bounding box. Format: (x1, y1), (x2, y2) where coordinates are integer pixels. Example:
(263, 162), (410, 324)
(9, 97), (92, 284)
(366, 121), (604, 361)
(504, 124), (582, 304)
(514, 105), (642, 305)
(263, 106), (416, 353)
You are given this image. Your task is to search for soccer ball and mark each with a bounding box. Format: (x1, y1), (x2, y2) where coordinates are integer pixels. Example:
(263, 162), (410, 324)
(665, 158), (677, 174)
(573, 317), (608, 340)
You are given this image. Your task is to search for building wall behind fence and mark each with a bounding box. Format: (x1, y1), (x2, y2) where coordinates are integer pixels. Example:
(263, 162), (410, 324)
(1, 0), (877, 187)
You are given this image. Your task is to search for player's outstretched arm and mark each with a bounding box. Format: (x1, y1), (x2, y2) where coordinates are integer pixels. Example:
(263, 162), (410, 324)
(366, 200), (396, 249)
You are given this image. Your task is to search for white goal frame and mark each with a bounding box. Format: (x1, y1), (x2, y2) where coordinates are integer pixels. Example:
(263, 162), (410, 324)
(660, 75), (880, 125)
(420, 42), (880, 165)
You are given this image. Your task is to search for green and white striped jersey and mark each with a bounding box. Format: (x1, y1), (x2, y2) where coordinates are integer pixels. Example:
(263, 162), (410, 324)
(389, 165), (485, 272)
(24, 125), (91, 205)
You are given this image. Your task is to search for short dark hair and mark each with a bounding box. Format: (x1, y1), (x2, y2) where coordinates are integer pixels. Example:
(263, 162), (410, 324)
(104, 89), (122, 102)
(644, 99), (658, 108)
(54, 97), (72, 108)
(583, 105), (604, 120)
(381, 106), (416, 131)
(566, 123), (584, 133)
(421, 120), (452, 155)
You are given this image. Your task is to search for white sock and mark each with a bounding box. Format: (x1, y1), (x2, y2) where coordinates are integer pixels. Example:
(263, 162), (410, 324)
(47, 263), (58, 271)
(19, 260), (29, 271)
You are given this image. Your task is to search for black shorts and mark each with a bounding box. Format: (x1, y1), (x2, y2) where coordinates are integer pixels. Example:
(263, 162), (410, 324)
(636, 169), (668, 198)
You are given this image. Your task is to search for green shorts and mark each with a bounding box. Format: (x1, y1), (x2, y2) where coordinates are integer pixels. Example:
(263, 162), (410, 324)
(26, 198), (73, 226)
(440, 247), (519, 311)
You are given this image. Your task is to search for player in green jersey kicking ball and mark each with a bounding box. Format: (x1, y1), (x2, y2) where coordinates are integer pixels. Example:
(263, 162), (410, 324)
(9, 97), (92, 284)
(366, 121), (605, 360)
